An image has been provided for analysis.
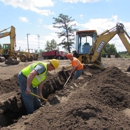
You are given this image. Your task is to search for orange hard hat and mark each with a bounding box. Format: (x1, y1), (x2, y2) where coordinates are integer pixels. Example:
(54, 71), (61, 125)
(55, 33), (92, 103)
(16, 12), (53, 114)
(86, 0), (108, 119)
(66, 53), (73, 59)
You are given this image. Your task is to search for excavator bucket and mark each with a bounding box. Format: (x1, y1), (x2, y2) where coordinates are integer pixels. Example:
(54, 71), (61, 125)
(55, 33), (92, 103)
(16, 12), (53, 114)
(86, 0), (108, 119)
(5, 57), (20, 65)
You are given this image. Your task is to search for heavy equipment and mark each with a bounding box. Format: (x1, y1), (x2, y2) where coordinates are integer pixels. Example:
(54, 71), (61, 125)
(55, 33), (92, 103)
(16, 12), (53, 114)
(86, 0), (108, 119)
(42, 50), (67, 59)
(73, 23), (130, 70)
(0, 26), (38, 64)
(18, 50), (38, 62)
(18, 43), (38, 62)
(25, 49), (38, 60)
(0, 26), (20, 65)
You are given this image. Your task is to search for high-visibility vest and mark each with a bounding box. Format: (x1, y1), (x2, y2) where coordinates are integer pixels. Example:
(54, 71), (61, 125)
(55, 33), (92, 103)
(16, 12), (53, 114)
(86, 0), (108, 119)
(21, 62), (47, 88)
(71, 57), (83, 70)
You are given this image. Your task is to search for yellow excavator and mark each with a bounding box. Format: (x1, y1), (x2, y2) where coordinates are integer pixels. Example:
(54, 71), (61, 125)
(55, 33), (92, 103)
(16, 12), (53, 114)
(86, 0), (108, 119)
(73, 23), (130, 70)
(0, 26), (38, 64)
(0, 26), (20, 65)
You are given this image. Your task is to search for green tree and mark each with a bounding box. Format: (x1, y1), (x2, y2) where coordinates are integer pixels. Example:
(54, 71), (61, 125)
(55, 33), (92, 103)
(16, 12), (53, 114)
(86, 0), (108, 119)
(45, 39), (59, 51)
(101, 43), (119, 58)
(53, 14), (77, 53)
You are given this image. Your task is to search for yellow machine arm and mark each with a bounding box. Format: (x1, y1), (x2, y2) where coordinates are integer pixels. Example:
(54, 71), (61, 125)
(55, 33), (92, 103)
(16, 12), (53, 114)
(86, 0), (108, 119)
(90, 23), (130, 62)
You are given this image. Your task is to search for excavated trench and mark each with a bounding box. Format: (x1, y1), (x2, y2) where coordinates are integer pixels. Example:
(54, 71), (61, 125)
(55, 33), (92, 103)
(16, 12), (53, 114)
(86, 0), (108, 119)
(0, 70), (70, 127)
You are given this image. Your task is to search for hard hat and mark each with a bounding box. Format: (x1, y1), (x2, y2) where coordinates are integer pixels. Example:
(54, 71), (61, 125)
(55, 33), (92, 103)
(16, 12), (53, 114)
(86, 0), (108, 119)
(50, 59), (59, 69)
(66, 53), (73, 59)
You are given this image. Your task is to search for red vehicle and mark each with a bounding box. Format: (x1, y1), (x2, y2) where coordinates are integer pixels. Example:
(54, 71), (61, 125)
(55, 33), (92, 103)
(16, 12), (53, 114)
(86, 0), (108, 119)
(42, 50), (67, 59)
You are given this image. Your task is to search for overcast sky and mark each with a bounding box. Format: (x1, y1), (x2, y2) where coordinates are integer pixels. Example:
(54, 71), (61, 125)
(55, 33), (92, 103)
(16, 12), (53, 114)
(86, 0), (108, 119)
(0, 0), (130, 52)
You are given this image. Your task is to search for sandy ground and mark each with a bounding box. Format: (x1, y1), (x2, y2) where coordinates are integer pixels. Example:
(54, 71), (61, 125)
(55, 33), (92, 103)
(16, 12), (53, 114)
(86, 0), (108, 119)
(0, 58), (70, 80)
(0, 57), (130, 130)
(0, 57), (130, 79)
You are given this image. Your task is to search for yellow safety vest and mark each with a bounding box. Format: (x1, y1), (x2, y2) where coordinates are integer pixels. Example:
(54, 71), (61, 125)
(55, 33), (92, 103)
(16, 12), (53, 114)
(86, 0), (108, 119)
(21, 62), (47, 88)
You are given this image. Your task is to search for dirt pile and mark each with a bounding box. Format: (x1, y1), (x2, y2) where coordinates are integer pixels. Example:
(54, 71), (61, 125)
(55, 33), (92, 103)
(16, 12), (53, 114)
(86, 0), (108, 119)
(0, 66), (130, 130)
(0, 74), (19, 94)
(88, 67), (130, 110)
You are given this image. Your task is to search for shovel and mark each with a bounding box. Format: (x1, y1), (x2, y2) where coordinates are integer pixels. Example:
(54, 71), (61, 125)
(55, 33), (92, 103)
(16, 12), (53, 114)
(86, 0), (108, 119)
(63, 75), (71, 88)
(30, 92), (47, 102)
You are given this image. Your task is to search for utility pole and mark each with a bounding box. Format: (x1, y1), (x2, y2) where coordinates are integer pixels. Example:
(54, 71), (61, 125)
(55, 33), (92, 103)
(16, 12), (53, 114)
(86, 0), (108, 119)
(27, 33), (30, 52)
(37, 34), (40, 55)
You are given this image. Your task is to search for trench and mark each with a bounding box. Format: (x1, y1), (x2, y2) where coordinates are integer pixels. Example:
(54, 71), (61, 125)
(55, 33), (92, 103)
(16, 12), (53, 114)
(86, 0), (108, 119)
(0, 70), (70, 128)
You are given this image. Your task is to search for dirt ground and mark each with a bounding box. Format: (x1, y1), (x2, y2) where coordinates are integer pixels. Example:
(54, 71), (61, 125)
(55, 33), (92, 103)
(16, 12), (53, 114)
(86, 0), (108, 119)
(0, 58), (130, 130)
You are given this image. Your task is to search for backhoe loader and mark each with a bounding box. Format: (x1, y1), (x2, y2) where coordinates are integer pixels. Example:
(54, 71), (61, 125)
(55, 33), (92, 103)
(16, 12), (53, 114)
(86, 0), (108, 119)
(73, 23), (130, 70)
(0, 26), (20, 65)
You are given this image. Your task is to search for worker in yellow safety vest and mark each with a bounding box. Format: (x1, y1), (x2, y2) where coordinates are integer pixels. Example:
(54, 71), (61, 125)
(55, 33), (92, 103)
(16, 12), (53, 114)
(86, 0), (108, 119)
(18, 59), (59, 114)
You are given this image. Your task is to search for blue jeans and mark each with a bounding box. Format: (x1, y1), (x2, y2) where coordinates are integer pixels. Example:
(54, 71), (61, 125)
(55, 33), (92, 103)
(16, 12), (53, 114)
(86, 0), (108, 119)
(74, 69), (83, 79)
(18, 72), (42, 114)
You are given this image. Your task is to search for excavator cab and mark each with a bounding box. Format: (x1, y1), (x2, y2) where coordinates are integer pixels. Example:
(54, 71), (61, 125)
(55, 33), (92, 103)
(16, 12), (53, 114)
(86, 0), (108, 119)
(3, 44), (10, 57)
(75, 30), (97, 54)
(73, 30), (101, 66)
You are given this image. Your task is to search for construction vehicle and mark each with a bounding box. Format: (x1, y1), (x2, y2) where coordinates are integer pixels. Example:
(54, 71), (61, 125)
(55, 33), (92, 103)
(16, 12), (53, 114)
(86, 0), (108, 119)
(26, 49), (38, 60)
(0, 26), (38, 63)
(18, 49), (38, 62)
(0, 26), (20, 65)
(73, 22), (130, 70)
(42, 50), (67, 59)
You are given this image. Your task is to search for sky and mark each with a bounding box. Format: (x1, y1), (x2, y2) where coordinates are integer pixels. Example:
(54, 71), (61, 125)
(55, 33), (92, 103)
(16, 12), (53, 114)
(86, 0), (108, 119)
(0, 0), (130, 53)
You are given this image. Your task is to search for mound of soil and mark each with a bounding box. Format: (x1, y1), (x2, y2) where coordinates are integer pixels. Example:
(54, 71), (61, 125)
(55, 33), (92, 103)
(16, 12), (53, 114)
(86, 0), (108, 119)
(0, 74), (19, 94)
(0, 66), (130, 130)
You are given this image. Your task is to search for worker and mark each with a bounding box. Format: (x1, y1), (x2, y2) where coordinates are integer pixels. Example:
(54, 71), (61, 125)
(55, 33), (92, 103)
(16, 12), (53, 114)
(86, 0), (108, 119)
(66, 53), (83, 79)
(17, 59), (59, 114)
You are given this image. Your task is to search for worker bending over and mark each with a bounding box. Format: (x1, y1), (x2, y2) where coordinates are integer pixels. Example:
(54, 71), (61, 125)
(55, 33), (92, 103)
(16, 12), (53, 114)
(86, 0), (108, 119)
(66, 53), (83, 79)
(18, 59), (59, 114)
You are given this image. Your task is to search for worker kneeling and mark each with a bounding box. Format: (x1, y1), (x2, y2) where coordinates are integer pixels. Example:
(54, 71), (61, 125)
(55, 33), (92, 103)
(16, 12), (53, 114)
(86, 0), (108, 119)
(17, 59), (59, 114)
(66, 53), (83, 79)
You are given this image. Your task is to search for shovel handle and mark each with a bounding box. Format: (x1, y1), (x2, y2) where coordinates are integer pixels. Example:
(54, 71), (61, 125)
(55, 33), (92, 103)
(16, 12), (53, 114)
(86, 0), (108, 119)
(30, 92), (47, 101)
(63, 75), (71, 88)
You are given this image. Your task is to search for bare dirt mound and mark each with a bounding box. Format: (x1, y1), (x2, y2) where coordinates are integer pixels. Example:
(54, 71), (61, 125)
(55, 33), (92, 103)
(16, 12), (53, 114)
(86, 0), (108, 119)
(89, 67), (130, 110)
(0, 74), (19, 94)
(0, 66), (130, 130)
